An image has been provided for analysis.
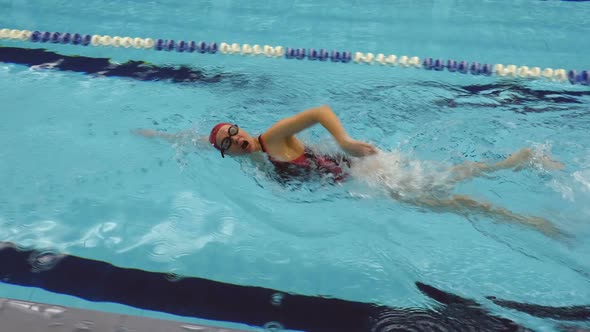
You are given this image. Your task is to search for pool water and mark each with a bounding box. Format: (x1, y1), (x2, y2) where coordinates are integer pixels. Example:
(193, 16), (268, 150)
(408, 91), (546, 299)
(1, 0), (590, 330)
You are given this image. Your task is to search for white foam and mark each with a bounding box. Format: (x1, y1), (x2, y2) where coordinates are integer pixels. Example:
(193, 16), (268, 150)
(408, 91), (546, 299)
(349, 151), (454, 200)
(29, 59), (64, 71)
(573, 169), (590, 192)
(548, 179), (575, 202)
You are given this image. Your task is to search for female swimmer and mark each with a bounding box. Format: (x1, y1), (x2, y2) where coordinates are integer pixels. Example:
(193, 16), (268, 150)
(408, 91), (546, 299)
(135, 105), (565, 238)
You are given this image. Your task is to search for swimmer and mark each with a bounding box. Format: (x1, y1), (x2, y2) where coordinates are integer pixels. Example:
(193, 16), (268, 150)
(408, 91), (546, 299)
(134, 105), (565, 238)
(135, 105), (376, 182)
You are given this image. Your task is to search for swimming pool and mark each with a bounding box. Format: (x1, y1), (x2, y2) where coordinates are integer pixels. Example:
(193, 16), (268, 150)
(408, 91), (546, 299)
(1, 0), (589, 331)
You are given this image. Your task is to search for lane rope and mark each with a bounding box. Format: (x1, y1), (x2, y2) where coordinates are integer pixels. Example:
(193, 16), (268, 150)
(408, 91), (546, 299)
(0, 28), (588, 85)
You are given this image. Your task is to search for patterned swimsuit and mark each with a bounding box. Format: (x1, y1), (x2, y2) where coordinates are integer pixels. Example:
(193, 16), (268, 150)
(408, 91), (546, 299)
(257, 135), (349, 183)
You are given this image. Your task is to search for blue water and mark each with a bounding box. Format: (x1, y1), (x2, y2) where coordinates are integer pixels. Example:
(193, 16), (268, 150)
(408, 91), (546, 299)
(1, 0), (590, 330)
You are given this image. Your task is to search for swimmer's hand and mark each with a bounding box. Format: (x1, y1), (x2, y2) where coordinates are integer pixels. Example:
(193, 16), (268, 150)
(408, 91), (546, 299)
(339, 137), (378, 157)
(132, 129), (162, 138)
(132, 128), (180, 142)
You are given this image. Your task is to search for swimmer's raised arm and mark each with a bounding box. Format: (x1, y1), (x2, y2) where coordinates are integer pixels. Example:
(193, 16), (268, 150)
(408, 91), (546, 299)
(263, 105), (377, 157)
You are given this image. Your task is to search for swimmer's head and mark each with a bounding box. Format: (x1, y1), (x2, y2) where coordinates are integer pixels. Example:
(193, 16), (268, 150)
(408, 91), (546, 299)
(209, 123), (258, 158)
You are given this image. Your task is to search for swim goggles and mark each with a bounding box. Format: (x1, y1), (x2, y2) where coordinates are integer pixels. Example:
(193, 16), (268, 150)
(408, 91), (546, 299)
(219, 124), (239, 158)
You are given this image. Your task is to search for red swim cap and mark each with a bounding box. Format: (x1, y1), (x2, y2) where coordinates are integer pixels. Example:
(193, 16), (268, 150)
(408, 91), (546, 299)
(209, 122), (232, 150)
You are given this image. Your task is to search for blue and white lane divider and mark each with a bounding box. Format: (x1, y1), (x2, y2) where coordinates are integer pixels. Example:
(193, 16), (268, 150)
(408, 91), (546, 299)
(1, 28), (588, 86)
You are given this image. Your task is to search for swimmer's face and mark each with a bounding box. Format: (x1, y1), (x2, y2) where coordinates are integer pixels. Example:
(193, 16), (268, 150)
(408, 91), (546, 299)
(215, 124), (256, 157)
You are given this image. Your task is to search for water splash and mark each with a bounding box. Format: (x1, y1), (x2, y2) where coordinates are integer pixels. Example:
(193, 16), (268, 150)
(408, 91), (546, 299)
(573, 170), (590, 193)
(349, 151), (455, 200)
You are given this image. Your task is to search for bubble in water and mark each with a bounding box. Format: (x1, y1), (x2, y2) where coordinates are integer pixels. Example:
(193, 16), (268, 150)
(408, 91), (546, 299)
(164, 272), (186, 282)
(28, 250), (64, 272)
(270, 293), (284, 306)
(263, 321), (283, 332)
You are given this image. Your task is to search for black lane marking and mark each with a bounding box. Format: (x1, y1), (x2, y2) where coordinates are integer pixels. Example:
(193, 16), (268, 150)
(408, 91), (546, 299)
(0, 46), (245, 84)
(487, 296), (590, 321)
(2, 46), (588, 105)
(9, 241), (590, 331)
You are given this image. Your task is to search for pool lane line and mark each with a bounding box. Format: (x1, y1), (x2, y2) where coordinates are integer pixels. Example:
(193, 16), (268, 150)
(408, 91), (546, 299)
(3, 45), (590, 111)
(1, 241), (589, 331)
(0, 46), (238, 84)
(1, 28), (589, 86)
(0, 241), (525, 331)
(3, 45), (590, 109)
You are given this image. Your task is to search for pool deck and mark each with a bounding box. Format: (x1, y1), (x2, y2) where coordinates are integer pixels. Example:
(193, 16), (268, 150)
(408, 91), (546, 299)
(0, 297), (246, 332)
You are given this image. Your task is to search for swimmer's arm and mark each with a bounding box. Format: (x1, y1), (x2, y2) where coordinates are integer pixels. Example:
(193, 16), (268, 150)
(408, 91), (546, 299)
(264, 105), (349, 144)
(263, 105), (377, 156)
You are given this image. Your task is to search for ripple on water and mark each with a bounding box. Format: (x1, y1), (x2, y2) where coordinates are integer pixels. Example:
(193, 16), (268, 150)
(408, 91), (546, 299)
(164, 270), (186, 282)
(263, 321), (284, 332)
(28, 249), (65, 272)
(116, 191), (237, 269)
(149, 240), (175, 263)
